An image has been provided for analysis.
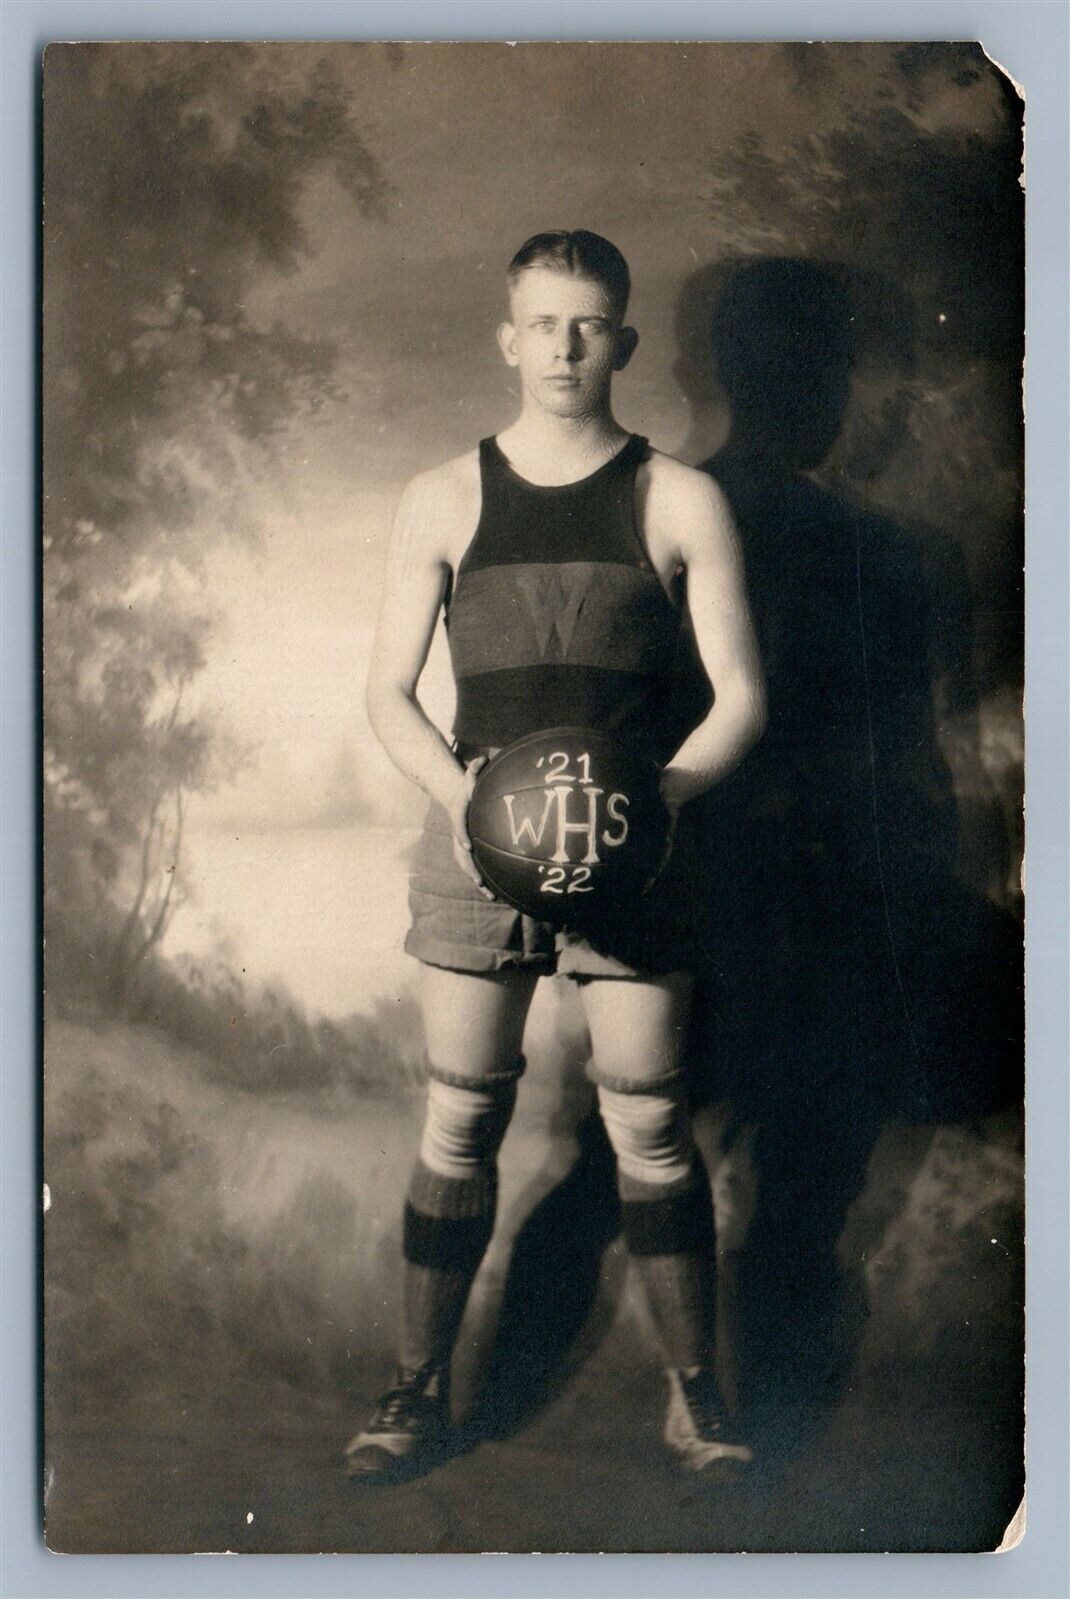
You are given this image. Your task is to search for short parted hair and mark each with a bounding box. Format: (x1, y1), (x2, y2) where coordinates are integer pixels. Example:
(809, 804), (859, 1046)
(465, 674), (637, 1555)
(507, 231), (631, 321)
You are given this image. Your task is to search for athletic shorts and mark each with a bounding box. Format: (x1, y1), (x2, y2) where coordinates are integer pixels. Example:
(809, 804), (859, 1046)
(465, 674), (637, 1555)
(404, 796), (700, 979)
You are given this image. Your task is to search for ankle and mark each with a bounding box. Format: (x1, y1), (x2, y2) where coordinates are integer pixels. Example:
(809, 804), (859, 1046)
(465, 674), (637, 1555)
(397, 1359), (449, 1403)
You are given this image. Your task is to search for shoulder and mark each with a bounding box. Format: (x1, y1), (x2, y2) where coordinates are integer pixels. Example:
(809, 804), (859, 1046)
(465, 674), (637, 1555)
(641, 447), (736, 552)
(398, 449), (481, 518)
(392, 449), (481, 556)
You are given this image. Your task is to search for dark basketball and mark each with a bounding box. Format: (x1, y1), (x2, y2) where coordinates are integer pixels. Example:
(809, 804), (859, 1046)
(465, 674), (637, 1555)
(466, 727), (669, 925)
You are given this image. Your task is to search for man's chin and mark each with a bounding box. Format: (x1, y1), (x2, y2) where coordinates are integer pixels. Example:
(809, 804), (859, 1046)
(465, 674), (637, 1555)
(537, 385), (596, 417)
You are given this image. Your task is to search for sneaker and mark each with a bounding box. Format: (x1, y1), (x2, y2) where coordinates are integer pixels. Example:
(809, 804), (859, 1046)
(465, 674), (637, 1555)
(344, 1364), (450, 1481)
(663, 1367), (754, 1473)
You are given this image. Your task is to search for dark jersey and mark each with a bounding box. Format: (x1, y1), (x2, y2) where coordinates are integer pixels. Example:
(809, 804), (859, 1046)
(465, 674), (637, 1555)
(446, 434), (710, 763)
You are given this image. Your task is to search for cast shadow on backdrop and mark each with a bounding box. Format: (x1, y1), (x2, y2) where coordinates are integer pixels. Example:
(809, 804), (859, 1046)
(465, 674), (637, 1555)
(681, 257), (1023, 1462)
(455, 258), (1022, 1472)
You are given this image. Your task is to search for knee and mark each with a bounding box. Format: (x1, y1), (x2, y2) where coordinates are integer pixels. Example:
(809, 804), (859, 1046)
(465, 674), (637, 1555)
(596, 1083), (695, 1189)
(419, 1063), (522, 1179)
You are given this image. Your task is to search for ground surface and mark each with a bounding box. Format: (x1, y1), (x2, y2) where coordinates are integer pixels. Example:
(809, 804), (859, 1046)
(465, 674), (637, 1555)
(43, 1013), (1024, 1554)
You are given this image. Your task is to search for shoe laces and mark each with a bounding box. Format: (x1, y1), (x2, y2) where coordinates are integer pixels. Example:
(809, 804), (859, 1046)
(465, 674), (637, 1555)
(375, 1363), (442, 1428)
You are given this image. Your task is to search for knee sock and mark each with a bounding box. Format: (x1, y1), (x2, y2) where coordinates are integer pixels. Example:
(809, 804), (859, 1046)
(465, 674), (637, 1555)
(400, 1159), (497, 1392)
(596, 1082), (717, 1371)
(397, 1069), (520, 1389)
(618, 1160), (718, 1372)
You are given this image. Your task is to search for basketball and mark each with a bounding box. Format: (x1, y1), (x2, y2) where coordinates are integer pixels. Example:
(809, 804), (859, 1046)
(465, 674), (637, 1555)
(466, 727), (669, 925)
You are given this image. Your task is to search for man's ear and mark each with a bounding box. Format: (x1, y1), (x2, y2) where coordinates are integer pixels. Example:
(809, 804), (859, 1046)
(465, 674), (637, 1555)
(497, 321), (520, 367)
(613, 325), (639, 371)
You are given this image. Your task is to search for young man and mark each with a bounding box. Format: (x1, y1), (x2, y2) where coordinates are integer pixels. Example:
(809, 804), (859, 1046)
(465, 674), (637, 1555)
(349, 231), (765, 1480)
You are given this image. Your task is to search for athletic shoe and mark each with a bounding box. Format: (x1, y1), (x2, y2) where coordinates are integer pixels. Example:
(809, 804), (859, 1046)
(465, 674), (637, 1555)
(663, 1367), (754, 1473)
(343, 1363), (451, 1481)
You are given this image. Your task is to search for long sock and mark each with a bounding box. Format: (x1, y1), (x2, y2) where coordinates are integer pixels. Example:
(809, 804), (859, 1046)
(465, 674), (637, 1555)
(399, 1157), (497, 1388)
(618, 1158), (717, 1371)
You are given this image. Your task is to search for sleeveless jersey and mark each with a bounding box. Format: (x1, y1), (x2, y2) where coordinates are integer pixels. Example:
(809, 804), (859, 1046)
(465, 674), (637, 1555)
(445, 434), (711, 763)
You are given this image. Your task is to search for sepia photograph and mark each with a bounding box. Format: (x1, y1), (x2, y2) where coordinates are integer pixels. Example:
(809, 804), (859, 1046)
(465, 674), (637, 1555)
(42, 40), (1025, 1554)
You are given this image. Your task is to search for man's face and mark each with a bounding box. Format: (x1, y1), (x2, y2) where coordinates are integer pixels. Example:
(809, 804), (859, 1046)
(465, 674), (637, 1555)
(498, 267), (636, 418)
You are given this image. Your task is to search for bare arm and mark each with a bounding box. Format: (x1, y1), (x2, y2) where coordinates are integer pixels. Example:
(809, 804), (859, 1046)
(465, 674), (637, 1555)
(365, 470), (486, 884)
(658, 470), (766, 811)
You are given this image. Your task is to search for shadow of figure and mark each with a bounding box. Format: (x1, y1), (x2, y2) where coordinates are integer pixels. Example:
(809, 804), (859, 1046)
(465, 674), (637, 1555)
(461, 1101), (623, 1447)
(677, 258), (1023, 1461)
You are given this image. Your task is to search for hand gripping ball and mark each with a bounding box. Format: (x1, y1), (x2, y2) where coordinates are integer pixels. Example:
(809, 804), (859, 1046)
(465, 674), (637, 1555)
(466, 727), (669, 926)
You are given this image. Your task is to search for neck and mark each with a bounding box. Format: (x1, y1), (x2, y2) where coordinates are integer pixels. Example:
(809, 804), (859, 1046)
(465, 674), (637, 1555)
(499, 405), (628, 474)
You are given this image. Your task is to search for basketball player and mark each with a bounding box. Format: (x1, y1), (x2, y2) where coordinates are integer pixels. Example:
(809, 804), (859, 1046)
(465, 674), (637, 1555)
(347, 232), (766, 1479)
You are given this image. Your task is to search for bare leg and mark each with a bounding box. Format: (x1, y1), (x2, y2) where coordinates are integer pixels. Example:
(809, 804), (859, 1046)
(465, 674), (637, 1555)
(578, 971), (693, 1090)
(420, 963), (539, 1087)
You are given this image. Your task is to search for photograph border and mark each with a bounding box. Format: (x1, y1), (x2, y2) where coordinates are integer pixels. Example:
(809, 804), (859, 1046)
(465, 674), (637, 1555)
(4, 2), (1067, 1596)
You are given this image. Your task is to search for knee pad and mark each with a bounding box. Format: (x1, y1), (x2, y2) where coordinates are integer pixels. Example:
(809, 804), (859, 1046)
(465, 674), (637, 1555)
(596, 1082), (695, 1190)
(418, 1061), (523, 1180)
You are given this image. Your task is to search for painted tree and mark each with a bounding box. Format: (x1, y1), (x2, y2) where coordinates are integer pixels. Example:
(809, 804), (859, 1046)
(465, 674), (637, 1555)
(43, 44), (391, 1001)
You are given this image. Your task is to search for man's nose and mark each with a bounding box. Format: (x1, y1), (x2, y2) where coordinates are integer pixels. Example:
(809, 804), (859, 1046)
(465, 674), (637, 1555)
(555, 325), (583, 361)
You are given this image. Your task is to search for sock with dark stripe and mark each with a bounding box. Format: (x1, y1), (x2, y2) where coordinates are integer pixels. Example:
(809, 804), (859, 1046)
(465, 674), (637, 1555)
(618, 1158), (718, 1371)
(398, 1157), (497, 1386)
